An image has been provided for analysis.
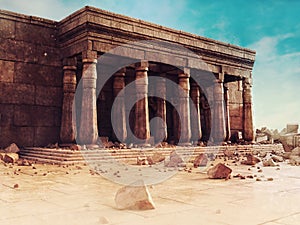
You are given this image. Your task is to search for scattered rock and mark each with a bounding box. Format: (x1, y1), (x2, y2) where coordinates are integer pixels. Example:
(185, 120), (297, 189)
(98, 216), (109, 224)
(70, 144), (81, 151)
(115, 181), (155, 210)
(207, 163), (232, 179)
(271, 155), (284, 162)
(147, 152), (165, 165)
(241, 154), (261, 165)
(289, 155), (300, 166)
(267, 178), (274, 181)
(256, 178), (262, 181)
(262, 158), (278, 167)
(3, 153), (19, 164)
(4, 143), (20, 153)
(193, 153), (208, 168)
(165, 151), (183, 167)
(137, 156), (148, 165)
(13, 184), (19, 189)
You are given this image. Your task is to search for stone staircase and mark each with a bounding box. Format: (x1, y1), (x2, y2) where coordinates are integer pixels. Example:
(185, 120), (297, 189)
(19, 144), (284, 165)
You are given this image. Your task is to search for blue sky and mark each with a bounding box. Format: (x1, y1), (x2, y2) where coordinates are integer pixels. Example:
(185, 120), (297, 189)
(1, 0), (300, 130)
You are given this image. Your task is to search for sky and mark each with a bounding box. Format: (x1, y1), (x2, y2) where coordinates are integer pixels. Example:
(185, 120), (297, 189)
(1, 0), (299, 131)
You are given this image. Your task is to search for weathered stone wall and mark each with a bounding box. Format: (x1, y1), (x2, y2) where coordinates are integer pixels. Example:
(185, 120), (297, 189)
(227, 81), (243, 134)
(0, 11), (62, 148)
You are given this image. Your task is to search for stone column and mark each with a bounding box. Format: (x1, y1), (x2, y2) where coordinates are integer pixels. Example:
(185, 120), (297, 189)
(112, 68), (127, 143)
(177, 68), (191, 145)
(224, 84), (231, 142)
(78, 51), (98, 145)
(134, 61), (150, 145)
(60, 58), (77, 145)
(243, 78), (254, 142)
(154, 75), (167, 142)
(190, 82), (202, 143)
(212, 78), (226, 143)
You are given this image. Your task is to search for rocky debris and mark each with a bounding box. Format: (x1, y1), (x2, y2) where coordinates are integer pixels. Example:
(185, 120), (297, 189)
(147, 152), (165, 165)
(137, 155), (149, 165)
(13, 184), (19, 189)
(17, 159), (32, 166)
(3, 153), (19, 164)
(0, 153), (5, 161)
(278, 147), (300, 165)
(262, 158), (278, 167)
(70, 144), (81, 151)
(4, 143), (20, 153)
(193, 153), (208, 168)
(46, 143), (59, 149)
(165, 151), (183, 167)
(241, 154), (261, 165)
(115, 181), (155, 210)
(207, 163), (232, 179)
(271, 155), (284, 162)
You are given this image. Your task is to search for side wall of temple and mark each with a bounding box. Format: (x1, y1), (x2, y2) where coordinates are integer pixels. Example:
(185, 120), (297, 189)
(0, 11), (63, 148)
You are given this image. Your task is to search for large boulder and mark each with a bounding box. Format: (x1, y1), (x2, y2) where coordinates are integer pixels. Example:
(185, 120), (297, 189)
(115, 182), (155, 210)
(3, 153), (19, 164)
(4, 143), (20, 153)
(193, 153), (208, 168)
(207, 163), (232, 179)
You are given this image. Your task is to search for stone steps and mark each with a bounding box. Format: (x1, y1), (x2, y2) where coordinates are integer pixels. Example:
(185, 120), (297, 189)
(19, 144), (284, 165)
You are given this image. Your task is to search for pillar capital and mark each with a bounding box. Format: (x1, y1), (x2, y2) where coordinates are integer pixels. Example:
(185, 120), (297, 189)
(82, 50), (97, 61)
(135, 60), (149, 72)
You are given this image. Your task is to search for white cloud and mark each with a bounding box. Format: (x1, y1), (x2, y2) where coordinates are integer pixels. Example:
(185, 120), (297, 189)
(248, 34), (300, 130)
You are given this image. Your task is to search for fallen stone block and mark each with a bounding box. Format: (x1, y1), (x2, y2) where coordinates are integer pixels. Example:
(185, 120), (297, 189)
(137, 156), (148, 165)
(262, 158), (278, 167)
(115, 182), (155, 210)
(147, 152), (165, 165)
(3, 153), (19, 164)
(241, 154), (261, 165)
(193, 153), (208, 167)
(271, 155), (284, 162)
(165, 151), (183, 167)
(4, 143), (20, 153)
(207, 163), (232, 179)
(0, 153), (5, 161)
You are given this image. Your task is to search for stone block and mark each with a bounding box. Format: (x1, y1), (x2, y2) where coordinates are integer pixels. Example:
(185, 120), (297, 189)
(0, 60), (14, 83)
(207, 163), (232, 179)
(229, 103), (243, 117)
(0, 38), (18, 60)
(35, 86), (62, 107)
(15, 21), (57, 46)
(4, 143), (20, 153)
(0, 18), (16, 39)
(15, 62), (62, 86)
(3, 153), (19, 163)
(34, 127), (60, 146)
(14, 105), (59, 127)
(0, 83), (35, 104)
(145, 51), (186, 67)
(0, 107), (14, 131)
(230, 116), (243, 130)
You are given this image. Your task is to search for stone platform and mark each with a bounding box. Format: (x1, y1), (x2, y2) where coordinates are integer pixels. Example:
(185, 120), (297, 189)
(19, 144), (284, 165)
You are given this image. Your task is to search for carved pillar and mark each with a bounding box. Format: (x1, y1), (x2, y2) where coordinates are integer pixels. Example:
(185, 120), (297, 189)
(224, 84), (231, 141)
(190, 82), (202, 143)
(243, 77), (254, 142)
(212, 78), (226, 143)
(112, 68), (127, 142)
(154, 75), (167, 142)
(177, 68), (191, 145)
(134, 61), (150, 145)
(78, 51), (98, 145)
(60, 58), (77, 144)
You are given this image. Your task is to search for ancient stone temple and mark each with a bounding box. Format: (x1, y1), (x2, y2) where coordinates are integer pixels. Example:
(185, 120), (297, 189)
(0, 6), (255, 148)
